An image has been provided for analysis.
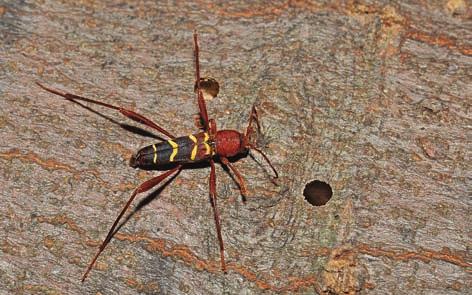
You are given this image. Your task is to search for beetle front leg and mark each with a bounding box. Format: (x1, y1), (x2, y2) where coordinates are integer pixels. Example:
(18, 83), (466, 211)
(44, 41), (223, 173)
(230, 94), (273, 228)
(221, 157), (249, 198)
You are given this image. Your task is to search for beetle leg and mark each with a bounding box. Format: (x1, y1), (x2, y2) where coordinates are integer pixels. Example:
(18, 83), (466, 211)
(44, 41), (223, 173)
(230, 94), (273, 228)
(221, 157), (249, 197)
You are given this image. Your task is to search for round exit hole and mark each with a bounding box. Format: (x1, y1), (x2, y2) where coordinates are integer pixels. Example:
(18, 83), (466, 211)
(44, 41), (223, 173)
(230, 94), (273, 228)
(303, 180), (332, 206)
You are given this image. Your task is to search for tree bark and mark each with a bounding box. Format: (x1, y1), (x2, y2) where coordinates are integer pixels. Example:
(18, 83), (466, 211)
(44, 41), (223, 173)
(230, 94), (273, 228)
(0, 1), (470, 294)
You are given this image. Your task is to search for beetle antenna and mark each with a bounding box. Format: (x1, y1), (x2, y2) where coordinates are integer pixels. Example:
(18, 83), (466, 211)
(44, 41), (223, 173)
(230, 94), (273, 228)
(248, 143), (278, 179)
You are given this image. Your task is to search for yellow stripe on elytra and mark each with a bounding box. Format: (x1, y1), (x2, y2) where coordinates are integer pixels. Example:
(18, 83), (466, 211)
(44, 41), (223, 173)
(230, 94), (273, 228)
(152, 144), (157, 164)
(203, 132), (211, 155)
(188, 134), (198, 161)
(168, 139), (179, 162)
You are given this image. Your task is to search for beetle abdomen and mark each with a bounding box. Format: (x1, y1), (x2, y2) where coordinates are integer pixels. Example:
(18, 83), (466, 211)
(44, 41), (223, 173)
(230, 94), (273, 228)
(130, 132), (213, 168)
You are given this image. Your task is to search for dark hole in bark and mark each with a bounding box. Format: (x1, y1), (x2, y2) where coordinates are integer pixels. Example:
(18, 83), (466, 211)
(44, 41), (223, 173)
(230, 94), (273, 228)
(303, 180), (332, 206)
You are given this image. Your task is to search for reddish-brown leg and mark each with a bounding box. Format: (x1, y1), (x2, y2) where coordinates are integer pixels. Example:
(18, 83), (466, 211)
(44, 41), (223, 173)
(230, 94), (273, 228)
(242, 105), (279, 179)
(36, 82), (176, 139)
(245, 104), (261, 137)
(194, 115), (204, 129)
(209, 118), (217, 138)
(209, 159), (227, 273)
(220, 157), (249, 197)
(81, 165), (182, 282)
(193, 31), (210, 131)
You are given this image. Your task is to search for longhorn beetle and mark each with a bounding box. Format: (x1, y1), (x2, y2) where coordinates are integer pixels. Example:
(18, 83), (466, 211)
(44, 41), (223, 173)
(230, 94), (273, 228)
(37, 31), (278, 281)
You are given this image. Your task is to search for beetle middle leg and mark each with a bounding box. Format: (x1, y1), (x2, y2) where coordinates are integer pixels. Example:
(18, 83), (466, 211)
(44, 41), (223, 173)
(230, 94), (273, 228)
(209, 159), (227, 273)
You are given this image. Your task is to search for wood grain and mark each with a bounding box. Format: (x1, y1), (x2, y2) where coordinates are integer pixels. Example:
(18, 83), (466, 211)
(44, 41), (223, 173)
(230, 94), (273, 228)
(0, 1), (470, 294)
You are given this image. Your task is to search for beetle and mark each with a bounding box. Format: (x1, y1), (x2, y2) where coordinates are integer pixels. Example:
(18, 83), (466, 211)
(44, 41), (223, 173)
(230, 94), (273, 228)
(36, 31), (277, 281)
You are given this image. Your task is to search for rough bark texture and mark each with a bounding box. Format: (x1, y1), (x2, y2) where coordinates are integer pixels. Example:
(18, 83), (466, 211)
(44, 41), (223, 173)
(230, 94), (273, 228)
(0, 1), (471, 294)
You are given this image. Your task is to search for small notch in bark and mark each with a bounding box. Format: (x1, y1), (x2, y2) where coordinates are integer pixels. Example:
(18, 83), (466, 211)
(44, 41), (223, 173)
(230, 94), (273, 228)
(303, 180), (332, 206)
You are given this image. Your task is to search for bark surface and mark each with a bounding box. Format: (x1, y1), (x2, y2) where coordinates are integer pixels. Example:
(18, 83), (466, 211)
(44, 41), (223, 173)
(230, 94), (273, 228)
(0, 1), (470, 294)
